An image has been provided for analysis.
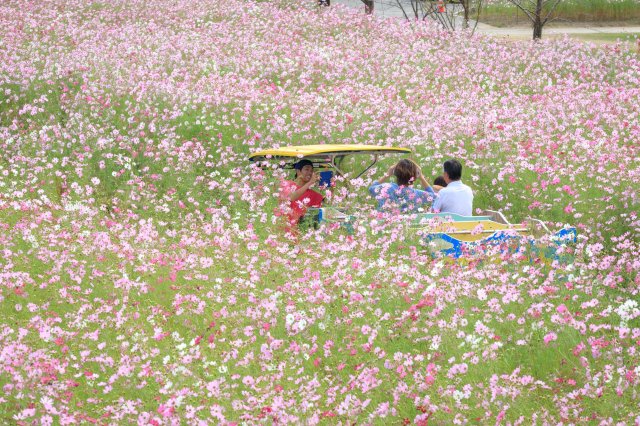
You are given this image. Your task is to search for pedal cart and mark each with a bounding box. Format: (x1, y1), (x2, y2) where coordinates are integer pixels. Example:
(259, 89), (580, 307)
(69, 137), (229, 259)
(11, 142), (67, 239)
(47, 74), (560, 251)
(249, 144), (576, 258)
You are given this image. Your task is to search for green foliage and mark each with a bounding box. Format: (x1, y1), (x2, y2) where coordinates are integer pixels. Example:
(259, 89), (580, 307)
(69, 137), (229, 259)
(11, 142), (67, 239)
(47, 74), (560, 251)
(481, 0), (640, 26)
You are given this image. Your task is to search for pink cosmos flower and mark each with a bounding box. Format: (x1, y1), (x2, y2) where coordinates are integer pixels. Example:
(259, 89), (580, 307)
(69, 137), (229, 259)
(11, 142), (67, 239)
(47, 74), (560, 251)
(543, 332), (558, 345)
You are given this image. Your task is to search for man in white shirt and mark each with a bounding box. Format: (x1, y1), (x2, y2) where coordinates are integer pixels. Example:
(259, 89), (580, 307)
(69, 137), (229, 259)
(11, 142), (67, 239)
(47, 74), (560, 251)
(432, 159), (473, 216)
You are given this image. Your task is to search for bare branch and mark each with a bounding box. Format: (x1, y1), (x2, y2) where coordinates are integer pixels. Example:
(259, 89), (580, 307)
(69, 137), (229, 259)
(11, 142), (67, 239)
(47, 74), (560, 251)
(541, 0), (563, 24)
(504, 0), (536, 22)
(395, 0), (410, 20)
(545, 14), (563, 24)
(471, 0), (483, 35)
(383, 0), (487, 33)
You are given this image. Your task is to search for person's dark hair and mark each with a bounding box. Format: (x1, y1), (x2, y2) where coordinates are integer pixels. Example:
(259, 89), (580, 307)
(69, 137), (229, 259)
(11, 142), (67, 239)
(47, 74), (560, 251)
(434, 175), (447, 187)
(443, 159), (462, 181)
(394, 159), (419, 186)
(292, 159), (313, 179)
(294, 159), (313, 170)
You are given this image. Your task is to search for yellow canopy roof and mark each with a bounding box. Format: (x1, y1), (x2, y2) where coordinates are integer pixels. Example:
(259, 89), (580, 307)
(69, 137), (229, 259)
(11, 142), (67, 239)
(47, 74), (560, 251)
(249, 144), (411, 162)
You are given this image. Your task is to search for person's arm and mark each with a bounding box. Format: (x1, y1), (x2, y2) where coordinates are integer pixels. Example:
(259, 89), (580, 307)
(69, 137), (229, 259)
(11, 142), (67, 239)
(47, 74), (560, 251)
(370, 165), (395, 196)
(368, 181), (381, 196)
(288, 174), (319, 202)
(370, 165), (394, 195)
(432, 190), (443, 212)
(423, 186), (436, 202)
(376, 164), (395, 185)
(416, 168), (434, 192)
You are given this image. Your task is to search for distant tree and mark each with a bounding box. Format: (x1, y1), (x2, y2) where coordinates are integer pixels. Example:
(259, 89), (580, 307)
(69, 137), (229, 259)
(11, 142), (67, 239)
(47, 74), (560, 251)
(391, 0), (484, 33)
(459, 0), (483, 29)
(504, 0), (563, 39)
(362, 0), (374, 14)
(322, 0), (371, 14)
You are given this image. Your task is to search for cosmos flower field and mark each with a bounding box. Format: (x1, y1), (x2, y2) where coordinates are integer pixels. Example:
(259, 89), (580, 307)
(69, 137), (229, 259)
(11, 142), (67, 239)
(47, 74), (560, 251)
(1, 0), (639, 423)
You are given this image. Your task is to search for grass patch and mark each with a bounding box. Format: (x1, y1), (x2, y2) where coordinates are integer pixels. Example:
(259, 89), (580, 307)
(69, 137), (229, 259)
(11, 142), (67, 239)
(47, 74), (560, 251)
(569, 32), (640, 42)
(480, 0), (640, 26)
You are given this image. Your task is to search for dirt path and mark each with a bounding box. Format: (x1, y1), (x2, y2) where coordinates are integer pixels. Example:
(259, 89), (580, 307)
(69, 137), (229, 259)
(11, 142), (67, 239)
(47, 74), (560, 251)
(475, 22), (640, 39)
